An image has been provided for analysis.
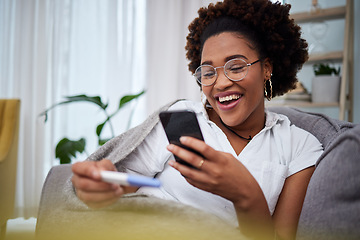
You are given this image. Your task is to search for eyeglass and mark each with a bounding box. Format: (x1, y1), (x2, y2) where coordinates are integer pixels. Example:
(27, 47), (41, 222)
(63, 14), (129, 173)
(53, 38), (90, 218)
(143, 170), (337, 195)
(194, 58), (261, 86)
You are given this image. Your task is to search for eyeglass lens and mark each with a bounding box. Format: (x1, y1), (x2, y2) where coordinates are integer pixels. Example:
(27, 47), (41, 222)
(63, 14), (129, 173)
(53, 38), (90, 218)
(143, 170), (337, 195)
(195, 58), (249, 86)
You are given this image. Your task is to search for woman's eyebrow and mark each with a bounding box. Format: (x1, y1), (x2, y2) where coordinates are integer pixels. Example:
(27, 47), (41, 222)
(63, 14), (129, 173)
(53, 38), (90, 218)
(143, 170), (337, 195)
(201, 54), (249, 66)
(225, 54), (248, 62)
(201, 60), (212, 66)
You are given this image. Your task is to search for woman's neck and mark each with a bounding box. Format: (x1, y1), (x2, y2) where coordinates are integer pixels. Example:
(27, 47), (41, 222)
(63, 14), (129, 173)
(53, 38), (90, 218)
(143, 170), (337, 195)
(207, 108), (266, 142)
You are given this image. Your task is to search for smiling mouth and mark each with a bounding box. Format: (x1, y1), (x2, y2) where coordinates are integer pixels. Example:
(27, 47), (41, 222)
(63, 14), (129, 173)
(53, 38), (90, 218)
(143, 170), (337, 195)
(217, 94), (242, 105)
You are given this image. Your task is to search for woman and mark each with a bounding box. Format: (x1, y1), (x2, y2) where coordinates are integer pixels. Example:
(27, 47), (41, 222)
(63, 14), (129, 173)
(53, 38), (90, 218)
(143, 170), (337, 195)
(71, 1), (323, 239)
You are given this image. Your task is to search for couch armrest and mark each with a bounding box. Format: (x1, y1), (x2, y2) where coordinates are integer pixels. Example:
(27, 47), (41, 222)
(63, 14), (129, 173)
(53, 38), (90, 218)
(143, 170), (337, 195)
(36, 164), (73, 233)
(36, 164), (244, 240)
(297, 125), (360, 240)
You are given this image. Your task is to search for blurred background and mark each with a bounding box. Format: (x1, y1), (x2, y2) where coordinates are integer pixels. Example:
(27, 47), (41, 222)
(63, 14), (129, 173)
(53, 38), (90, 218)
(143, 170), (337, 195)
(0, 0), (359, 237)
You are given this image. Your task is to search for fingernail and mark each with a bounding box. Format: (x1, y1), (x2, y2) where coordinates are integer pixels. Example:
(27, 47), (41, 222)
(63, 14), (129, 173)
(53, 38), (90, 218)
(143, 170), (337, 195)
(167, 144), (174, 151)
(180, 136), (188, 143)
(168, 160), (175, 167)
(92, 170), (100, 179)
(115, 187), (123, 196)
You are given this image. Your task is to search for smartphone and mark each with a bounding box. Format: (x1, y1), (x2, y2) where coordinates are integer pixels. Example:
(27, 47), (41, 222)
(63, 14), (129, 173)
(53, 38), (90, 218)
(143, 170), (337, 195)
(159, 110), (205, 168)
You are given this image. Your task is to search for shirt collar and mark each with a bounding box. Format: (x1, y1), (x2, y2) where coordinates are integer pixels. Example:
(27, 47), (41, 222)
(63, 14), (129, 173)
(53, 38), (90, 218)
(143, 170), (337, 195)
(265, 109), (285, 128)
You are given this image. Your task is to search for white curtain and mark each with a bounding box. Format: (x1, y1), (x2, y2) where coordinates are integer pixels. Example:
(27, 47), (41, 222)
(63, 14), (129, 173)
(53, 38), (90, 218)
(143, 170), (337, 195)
(0, 0), (54, 218)
(0, 0), (216, 219)
(0, 0), (146, 218)
(145, 0), (216, 114)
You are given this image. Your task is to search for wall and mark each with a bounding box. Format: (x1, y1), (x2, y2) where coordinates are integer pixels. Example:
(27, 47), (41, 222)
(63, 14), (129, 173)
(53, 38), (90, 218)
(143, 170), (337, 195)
(287, 0), (359, 123)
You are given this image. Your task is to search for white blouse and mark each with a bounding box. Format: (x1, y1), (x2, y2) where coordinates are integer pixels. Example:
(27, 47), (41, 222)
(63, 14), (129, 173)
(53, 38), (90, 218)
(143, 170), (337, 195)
(123, 100), (323, 227)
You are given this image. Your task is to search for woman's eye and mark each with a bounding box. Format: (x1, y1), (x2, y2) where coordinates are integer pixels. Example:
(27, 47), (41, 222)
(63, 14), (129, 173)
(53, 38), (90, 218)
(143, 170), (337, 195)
(229, 65), (246, 73)
(203, 71), (216, 78)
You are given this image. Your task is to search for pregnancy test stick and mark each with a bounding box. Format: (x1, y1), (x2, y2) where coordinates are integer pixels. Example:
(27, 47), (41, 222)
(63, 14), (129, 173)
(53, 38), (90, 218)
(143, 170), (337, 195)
(100, 171), (161, 188)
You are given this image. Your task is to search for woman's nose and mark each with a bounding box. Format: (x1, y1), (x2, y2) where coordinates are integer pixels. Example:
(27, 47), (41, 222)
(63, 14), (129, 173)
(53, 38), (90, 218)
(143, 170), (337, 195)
(214, 68), (233, 89)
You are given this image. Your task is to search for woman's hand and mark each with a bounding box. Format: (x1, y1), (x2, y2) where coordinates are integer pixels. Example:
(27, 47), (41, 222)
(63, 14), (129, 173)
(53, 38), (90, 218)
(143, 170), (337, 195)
(71, 159), (138, 209)
(167, 136), (274, 239)
(167, 136), (262, 205)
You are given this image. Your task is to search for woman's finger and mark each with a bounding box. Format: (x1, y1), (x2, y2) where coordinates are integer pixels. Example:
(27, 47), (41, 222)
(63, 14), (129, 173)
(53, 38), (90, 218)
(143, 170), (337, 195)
(76, 188), (123, 209)
(71, 174), (118, 192)
(72, 159), (117, 181)
(169, 159), (219, 193)
(179, 136), (221, 163)
(167, 143), (209, 171)
(169, 159), (208, 180)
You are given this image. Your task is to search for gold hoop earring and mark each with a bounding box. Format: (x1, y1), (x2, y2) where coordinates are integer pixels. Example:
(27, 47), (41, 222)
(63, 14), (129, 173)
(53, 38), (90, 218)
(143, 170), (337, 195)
(264, 75), (273, 101)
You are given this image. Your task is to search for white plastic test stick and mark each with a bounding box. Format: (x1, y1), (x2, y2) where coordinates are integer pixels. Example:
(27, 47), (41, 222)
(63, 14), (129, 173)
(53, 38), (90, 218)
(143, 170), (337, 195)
(100, 171), (161, 188)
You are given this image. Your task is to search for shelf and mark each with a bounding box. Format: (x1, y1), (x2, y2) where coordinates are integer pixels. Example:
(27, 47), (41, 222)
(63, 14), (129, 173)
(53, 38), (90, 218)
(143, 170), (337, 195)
(285, 1), (353, 121)
(266, 101), (339, 108)
(307, 51), (343, 63)
(291, 6), (346, 23)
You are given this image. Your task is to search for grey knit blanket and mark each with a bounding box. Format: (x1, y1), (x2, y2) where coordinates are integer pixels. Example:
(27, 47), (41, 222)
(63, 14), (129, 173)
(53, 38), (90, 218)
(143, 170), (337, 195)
(36, 100), (245, 240)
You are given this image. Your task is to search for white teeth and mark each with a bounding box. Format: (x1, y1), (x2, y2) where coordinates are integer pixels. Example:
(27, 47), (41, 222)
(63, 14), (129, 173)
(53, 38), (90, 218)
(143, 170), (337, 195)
(219, 94), (240, 103)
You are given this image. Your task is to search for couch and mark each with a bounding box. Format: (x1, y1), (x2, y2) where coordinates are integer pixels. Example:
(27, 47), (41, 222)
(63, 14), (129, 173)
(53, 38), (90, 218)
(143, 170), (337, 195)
(271, 107), (360, 240)
(35, 106), (360, 240)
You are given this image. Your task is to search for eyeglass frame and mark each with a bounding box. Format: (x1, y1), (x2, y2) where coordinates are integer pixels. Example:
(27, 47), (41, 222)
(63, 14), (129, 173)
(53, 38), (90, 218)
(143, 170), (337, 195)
(193, 58), (262, 86)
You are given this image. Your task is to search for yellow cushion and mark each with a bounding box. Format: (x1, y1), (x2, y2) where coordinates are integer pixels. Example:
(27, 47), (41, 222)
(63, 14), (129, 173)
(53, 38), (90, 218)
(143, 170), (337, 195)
(0, 99), (20, 226)
(0, 99), (20, 162)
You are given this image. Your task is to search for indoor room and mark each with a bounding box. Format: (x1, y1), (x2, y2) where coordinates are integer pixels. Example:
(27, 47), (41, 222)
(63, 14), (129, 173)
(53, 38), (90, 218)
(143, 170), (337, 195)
(1, 0), (359, 240)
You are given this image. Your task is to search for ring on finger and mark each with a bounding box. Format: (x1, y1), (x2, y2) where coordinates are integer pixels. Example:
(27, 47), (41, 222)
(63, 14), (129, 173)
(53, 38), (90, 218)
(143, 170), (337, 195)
(198, 159), (205, 169)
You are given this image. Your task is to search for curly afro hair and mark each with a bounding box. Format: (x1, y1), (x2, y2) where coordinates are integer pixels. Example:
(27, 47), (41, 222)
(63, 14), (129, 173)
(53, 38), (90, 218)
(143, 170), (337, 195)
(185, 0), (308, 97)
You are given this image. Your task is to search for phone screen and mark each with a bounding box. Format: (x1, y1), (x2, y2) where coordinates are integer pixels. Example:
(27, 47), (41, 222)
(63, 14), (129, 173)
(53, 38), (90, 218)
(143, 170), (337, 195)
(159, 110), (204, 168)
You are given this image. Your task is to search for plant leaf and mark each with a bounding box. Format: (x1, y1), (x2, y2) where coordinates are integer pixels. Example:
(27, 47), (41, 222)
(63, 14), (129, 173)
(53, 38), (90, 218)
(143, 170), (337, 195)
(39, 94), (108, 121)
(96, 121), (107, 137)
(313, 63), (340, 76)
(334, 67), (341, 75)
(99, 90), (145, 135)
(98, 138), (111, 146)
(55, 137), (86, 164)
(64, 94), (108, 109)
(118, 90), (145, 109)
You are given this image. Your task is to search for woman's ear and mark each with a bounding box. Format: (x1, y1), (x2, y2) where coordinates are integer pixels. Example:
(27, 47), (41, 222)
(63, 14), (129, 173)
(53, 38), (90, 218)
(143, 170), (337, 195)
(263, 58), (273, 79)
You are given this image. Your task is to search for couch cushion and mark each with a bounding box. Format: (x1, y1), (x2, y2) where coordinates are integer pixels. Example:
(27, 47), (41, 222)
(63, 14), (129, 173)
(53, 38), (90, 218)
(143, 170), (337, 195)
(296, 125), (360, 240)
(268, 107), (355, 149)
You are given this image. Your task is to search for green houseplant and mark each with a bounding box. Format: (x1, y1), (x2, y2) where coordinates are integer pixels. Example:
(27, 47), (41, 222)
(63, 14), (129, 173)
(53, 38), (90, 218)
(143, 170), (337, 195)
(312, 63), (341, 103)
(313, 63), (340, 76)
(40, 90), (145, 164)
